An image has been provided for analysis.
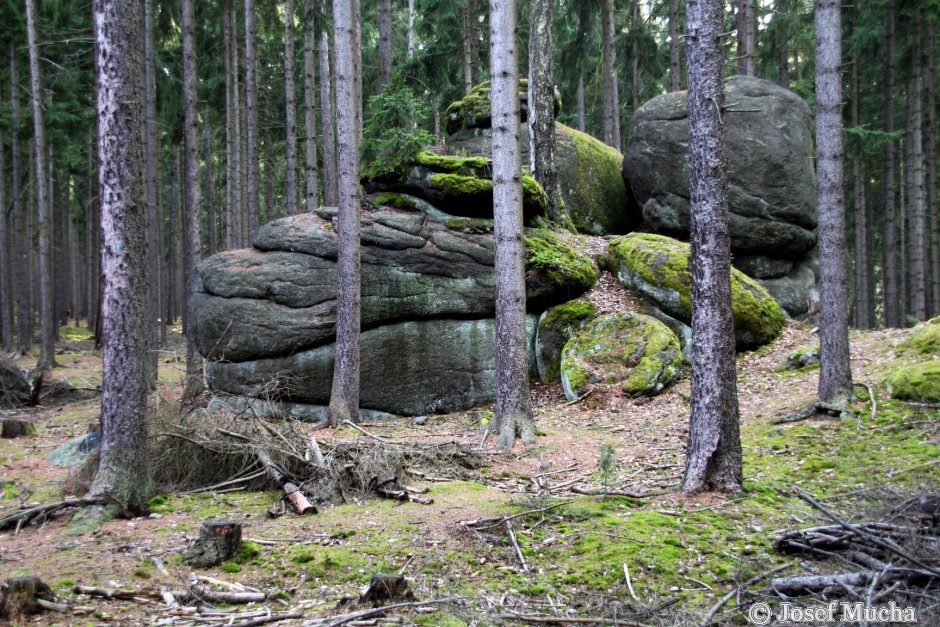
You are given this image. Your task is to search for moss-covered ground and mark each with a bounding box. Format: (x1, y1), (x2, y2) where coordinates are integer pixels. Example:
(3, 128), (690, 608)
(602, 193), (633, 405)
(1, 319), (937, 625)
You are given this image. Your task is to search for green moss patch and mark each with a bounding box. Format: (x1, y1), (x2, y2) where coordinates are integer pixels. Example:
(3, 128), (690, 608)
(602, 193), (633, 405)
(372, 192), (418, 211)
(59, 325), (94, 342)
(886, 360), (940, 403)
(536, 300), (599, 383)
(525, 229), (599, 295)
(560, 312), (682, 400)
(608, 233), (784, 350)
(782, 345), (820, 370)
(897, 316), (940, 356)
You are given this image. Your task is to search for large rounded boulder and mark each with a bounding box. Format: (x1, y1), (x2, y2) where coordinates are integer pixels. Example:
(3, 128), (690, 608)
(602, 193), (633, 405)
(559, 312), (682, 401)
(623, 75), (817, 258)
(608, 233), (785, 350)
(535, 300), (599, 383)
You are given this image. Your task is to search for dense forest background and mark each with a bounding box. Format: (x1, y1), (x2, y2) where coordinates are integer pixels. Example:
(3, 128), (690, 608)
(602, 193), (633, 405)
(0, 0), (938, 358)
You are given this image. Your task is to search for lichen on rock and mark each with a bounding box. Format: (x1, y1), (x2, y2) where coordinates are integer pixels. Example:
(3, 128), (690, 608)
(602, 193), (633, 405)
(559, 312), (682, 401)
(608, 233), (785, 350)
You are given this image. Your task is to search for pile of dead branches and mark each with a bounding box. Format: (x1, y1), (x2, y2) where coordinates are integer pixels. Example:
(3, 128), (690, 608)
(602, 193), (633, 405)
(147, 395), (482, 510)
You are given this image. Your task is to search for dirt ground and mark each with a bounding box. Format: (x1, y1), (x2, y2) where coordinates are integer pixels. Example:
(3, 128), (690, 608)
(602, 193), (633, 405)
(1, 312), (938, 625)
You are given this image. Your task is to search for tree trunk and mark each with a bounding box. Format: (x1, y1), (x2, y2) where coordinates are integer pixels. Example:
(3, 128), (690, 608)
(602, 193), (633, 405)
(680, 0), (742, 495)
(815, 0), (853, 405)
(669, 0), (681, 91)
(284, 0), (300, 216)
(577, 72), (586, 133)
(327, 0), (362, 427)
(528, 0), (572, 230)
(166, 150), (178, 328)
(204, 108), (216, 256)
(601, 0), (620, 149)
(924, 20), (938, 316)
(304, 0), (320, 211)
(630, 1), (641, 112)
(490, 0), (535, 453)
(408, 0), (415, 60)
(468, 0), (481, 85)
(238, 35), (249, 245)
(186, 521), (243, 567)
(736, 0), (756, 76)
(182, 0), (205, 399)
(908, 11), (927, 322)
(0, 100), (10, 351)
(231, 1), (244, 246)
(775, 0), (789, 88)
(143, 0), (160, 382)
(26, 0), (56, 371)
(90, 0), (154, 515)
(85, 131), (99, 336)
(882, 0), (899, 327)
(10, 49), (29, 353)
(225, 0), (237, 249)
(245, 0), (260, 239)
(319, 3), (337, 207)
(379, 0), (393, 90)
(461, 0), (474, 94)
(851, 54), (872, 329)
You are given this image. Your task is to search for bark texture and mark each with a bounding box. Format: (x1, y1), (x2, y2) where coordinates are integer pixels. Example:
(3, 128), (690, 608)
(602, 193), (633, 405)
(882, 0), (899, 327)
(814, 0), (853, 405)
(284, 0), (300, 216)
(379, 0), (393, 90)
(144, 0), (160, 381)
(303, 0), (320, 211)
(245, 0), (260, 235)
(490, 0), (535, 453)
(668, 0), (681, 91)
(90, 0), (154, 514)
(600, 0), (620, 149)
(680, 0), (743, 495)
(736, 0), (756, 76)
(10, 51), (30, 352)
(26, 0), (56, 371)
(327, 0), (362, 426)
(907, 10), (926, 320)
(528, 0), (572, 230)
(319, 4), (337, 207)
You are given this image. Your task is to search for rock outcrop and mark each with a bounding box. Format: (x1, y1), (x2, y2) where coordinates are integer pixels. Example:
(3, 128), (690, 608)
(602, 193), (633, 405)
(191, 205), (596, 416)
(608, 233), (785, 350)
(623, 75), (818, 316)
(560, 312), (682, 401)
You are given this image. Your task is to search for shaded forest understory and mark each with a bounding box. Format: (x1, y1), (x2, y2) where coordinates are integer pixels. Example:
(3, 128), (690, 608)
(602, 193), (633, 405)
(1, 318), (938, 625)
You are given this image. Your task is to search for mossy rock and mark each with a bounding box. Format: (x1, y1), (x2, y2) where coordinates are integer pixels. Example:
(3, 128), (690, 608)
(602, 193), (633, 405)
(608, 233), (785, 350)
(559, 312), (682, 401)
(444, 79), (561, 136)
(897, 317), (940, 356)
(536, 300), (599, 383)
(886, 360), (940, 403)
(783, 345), (820, 370)
(525, 229), (599, 310)
(372, 192), (418, 211)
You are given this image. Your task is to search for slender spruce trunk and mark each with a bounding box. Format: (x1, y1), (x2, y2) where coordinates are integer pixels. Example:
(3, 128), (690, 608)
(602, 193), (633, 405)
(225, 0), (237, 249)
(327, 0), (362, 426)
(851, 54), (873, 329)
(144, 0), (160, 378)
(319, 1), (337, 207)
(908, 12), (927, 321)
(378, 0), (392, 90)
(882, 0), (899, 327)
(776, 0), (789, 88)
(490, 0), (535, 452)
(304, 0), (320, 211)
(26, 0), (56, 370)
(461, 0), (474, 93)
(11, 49), (30, 352)
(577, 72), (585, 132)
(407, 0), (414, 60)
(245, 0), (260, 239)
(815, 0), (853, 405)
(0, 100), (10, 351)
(601, 0), (620, 149)
(284, 0), (300, 216)
(923, 20), (938, 316)
(204, 108), (216, 255)
(669, 0), (681, 91)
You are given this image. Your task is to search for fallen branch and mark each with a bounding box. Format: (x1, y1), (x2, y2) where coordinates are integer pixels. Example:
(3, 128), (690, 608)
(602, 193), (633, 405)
(73, 584), (267, 605)
(460, 503), (567, 531)
(570, 487), (652, 499)
(0, 497), (105, 531)
(499, 613), (646, 626)
(506, 521), (529, 573)
(700, 564), (790, 626)
(563, 389), (593, 407)
(231, 612), (304, 627)
(309, 597), (457, 627)
(853, 381), (877, 425)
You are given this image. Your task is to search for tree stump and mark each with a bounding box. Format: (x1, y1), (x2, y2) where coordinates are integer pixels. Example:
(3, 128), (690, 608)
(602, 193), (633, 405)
(1, 419), (37, 438)
(0, 576), (54, 620)
(185, 520), (243, 567)
(359, 573), (411, 605)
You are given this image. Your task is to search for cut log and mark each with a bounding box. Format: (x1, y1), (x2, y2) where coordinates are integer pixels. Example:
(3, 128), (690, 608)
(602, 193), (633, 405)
(1, 419), (37, 438)
(359, 573), (410, 604)
(0, 576), (55, 620)
(185, 520), (243, 567)
(284, 482), (316, 515)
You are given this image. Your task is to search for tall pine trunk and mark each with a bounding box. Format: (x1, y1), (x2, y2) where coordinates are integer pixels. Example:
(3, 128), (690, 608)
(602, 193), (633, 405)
(327, 0), (362, 426)
(144, 0), (160, 378)
(735, 0), (756, 76)
(490, 0), (535, 452)
(851, 54), (873, 329)
(461, 0), (474, 94)
(182, 0), (205, 398)
(304, 0), (320, 211)
(907, 12), (926, 321)
(204, 108), (216, 255)
(90, 0), (154, 515)
(681, 0), (742, 495)
(319, 0), (337, 207)
(601, 0), (620, 149)
(11, 50), (30, 352)
(924, 20), (938, 316)
(284, 0), (300, 216)
(815, 0), (853, 405)
(528, 0), (572, 230)
(26, 0), (56, 370)
(776, 0), (789, 88)
(0, 98), (10, 351)
(668, 0), (681, 91)
(245, 0), (260, 238)
(882, 0), (899, 327)
(378, 0), (392, 90)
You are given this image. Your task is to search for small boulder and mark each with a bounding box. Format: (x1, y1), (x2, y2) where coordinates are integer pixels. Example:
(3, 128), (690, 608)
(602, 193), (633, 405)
(608, 233), (785, 350)
(886, 361), (940, 403)
(559, 312), (682, 401)
(536, 300), (598, 383)
(525, 230), (599, 311)
(782, 346), (820, 370)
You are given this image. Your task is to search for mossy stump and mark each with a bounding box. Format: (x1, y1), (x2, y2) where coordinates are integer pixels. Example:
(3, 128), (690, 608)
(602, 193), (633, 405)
(186, 520), (243, 567)
(0, 577), (54, 620)
(360, 573), (411, 605)
(1, 419), (37, 438)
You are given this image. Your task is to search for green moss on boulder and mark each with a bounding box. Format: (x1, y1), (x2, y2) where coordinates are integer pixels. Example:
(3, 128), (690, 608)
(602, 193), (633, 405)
(445, 80), (561, 136)
(897, 317), (940, 356)
(608, 233), (784, 350)
(559, 312), (682, 400)
(536, 300), (599, 382)
(525, 229), (599, 309)
(886, 361), (940, 403)
(372, 192), (418, 211)
(783, 345), (820, 370)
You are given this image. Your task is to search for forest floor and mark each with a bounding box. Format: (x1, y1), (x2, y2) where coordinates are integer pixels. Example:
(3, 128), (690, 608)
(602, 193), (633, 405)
(1, 310), (939, 625)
